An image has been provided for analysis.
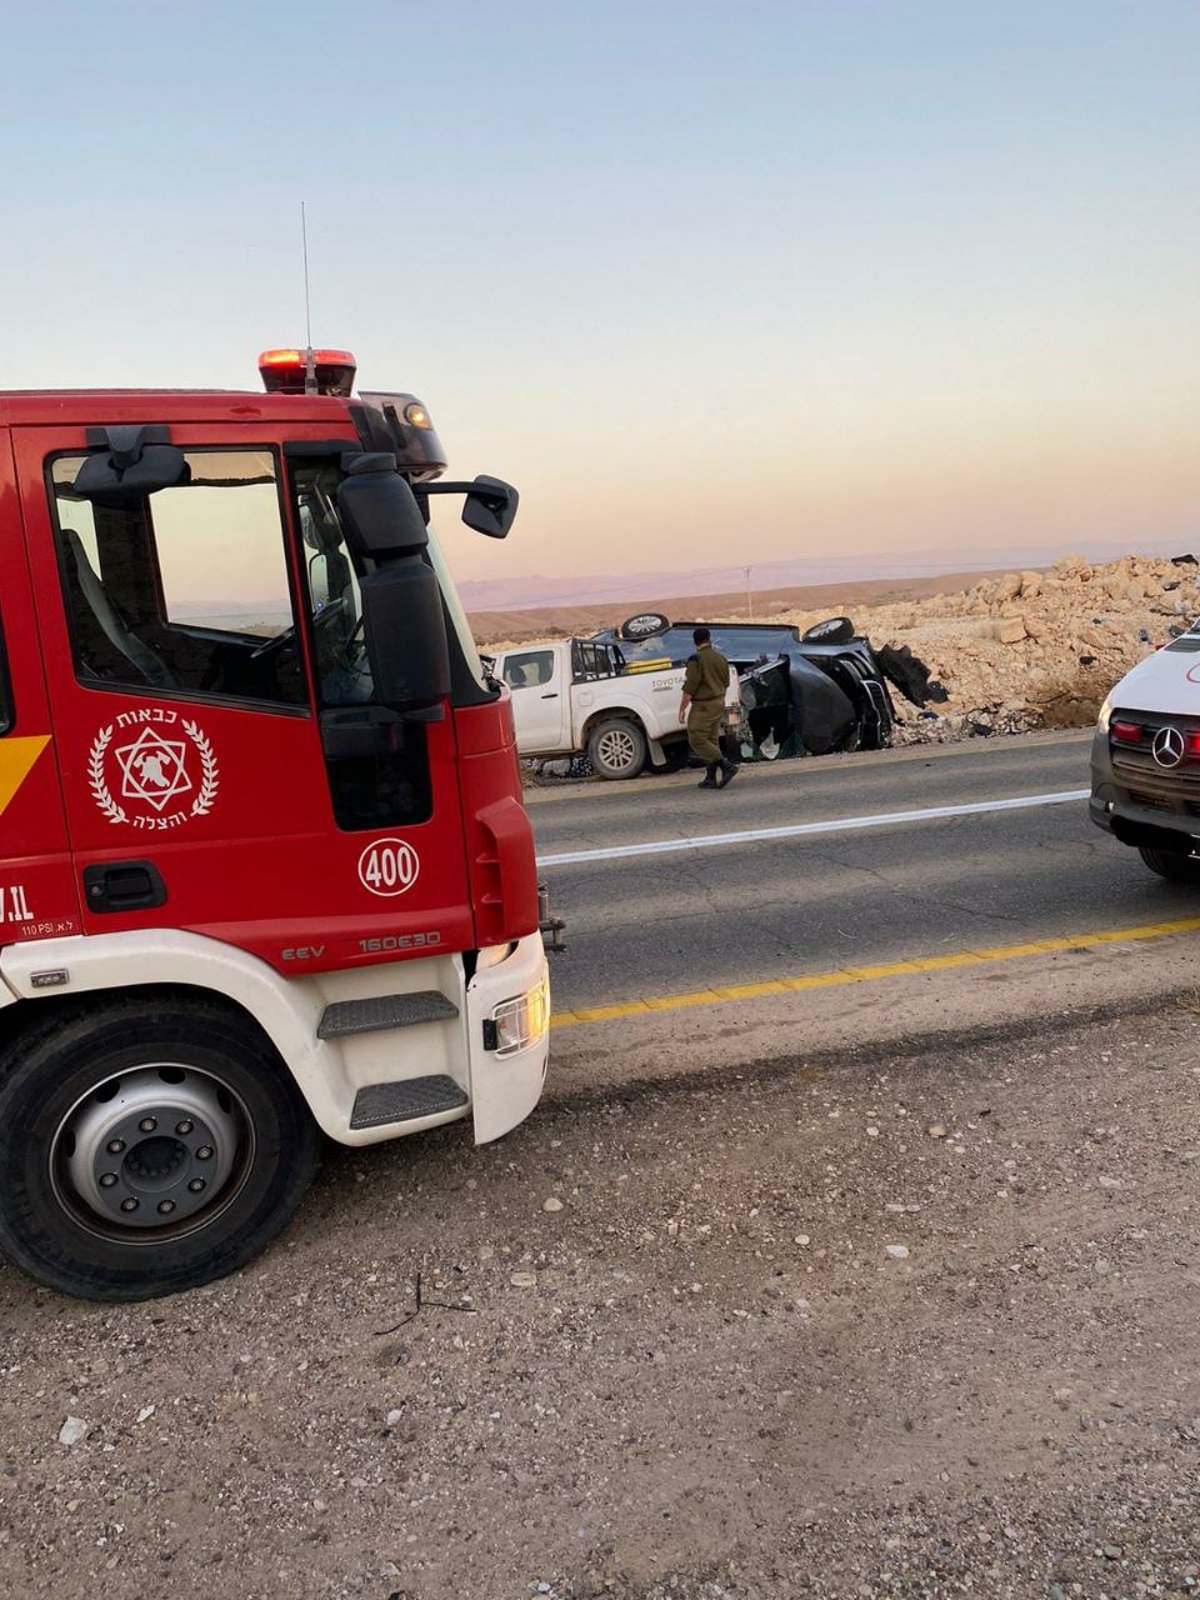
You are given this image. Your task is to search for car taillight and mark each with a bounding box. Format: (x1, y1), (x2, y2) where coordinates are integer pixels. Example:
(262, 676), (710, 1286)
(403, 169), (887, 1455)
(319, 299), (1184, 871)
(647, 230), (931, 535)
(1111, 720), (1143, 744)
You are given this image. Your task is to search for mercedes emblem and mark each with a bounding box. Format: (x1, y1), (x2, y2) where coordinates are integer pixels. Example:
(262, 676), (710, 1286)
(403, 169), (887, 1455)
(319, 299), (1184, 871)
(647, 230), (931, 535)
(1152, 725), (1186, 769)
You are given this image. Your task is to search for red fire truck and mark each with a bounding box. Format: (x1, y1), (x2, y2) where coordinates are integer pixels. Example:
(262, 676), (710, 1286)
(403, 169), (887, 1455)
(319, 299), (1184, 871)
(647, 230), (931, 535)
(0, 348), (549, 1301)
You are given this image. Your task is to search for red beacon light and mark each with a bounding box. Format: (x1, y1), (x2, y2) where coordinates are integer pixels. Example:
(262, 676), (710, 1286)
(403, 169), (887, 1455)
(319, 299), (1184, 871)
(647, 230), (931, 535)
(258, 346), (357, 397)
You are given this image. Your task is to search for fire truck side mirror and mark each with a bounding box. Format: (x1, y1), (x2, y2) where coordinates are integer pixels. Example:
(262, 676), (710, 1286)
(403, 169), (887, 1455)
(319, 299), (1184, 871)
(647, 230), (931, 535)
(336, 454), (429, 557)
(461, 476), (518, 540)
(422, 476), (520, 539)
(335, 457), (450, 711)
(359, 560), (451, 711)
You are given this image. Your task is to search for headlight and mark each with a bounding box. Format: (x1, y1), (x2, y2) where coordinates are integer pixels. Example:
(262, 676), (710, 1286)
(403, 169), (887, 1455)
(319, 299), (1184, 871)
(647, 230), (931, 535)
(1097, 696), (1112, 732)
(487, 977), (550, 1057)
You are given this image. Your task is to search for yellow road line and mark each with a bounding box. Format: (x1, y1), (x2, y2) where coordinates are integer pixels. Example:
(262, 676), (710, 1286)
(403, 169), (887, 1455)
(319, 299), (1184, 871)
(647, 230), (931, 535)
(550, 915), (1200, 1029)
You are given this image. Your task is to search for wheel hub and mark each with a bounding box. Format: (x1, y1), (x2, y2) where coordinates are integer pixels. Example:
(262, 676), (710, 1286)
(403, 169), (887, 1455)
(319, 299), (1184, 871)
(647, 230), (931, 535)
(60, 1068), (241, 1231)
(599, 729), (636, 769)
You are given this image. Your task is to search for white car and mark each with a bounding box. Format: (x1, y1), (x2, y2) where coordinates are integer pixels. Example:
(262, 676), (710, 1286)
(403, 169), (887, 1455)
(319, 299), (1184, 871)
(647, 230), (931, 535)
(1091, 629), (1200, 881)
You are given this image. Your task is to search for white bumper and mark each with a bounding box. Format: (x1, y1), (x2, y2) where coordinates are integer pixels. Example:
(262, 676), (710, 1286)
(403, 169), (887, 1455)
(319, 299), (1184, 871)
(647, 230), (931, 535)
(465, 931), (550, 1144)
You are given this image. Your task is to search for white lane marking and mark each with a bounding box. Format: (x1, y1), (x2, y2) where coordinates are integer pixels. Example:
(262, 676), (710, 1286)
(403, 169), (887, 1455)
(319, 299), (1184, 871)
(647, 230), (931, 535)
(538, 788), (1090, 867)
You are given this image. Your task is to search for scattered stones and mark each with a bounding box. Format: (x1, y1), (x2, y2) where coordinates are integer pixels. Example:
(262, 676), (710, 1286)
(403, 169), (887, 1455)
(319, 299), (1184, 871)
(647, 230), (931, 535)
(885, 1244), (910, 1260)
(57, 1416), (88, 1447)
(510, 1271), (538, 1288)
(805, 553), (1194, 743)
(136, 1405), (156, 1424)
(928, 1124), (948, 1139)
(542, 1196), (564, 1213)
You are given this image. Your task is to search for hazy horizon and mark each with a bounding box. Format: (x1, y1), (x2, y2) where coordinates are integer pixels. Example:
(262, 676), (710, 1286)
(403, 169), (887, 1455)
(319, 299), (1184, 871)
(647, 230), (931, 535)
(1, 2), (1195, 591)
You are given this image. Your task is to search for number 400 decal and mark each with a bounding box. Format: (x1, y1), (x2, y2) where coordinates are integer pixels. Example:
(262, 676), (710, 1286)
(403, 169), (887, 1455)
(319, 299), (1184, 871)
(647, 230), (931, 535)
(357, 838), (421, 898)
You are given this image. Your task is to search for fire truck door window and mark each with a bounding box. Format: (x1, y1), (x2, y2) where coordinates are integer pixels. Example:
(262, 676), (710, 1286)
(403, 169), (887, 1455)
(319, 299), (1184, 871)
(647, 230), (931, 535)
(291, 463), (432, 832)
(50, 451), (306, 709)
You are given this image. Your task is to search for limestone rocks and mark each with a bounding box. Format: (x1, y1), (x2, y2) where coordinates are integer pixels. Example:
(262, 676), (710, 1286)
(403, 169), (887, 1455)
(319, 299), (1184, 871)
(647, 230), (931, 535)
(771, 553), (1197, 740)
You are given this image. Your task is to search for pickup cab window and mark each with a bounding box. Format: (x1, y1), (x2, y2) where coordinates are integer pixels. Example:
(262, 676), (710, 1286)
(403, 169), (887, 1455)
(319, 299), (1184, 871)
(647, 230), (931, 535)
(502, 650), (555, 690)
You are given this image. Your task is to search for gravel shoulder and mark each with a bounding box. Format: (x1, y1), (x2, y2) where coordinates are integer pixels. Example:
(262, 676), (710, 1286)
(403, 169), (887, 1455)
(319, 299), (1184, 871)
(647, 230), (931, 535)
(3, 999), (1200, 1600)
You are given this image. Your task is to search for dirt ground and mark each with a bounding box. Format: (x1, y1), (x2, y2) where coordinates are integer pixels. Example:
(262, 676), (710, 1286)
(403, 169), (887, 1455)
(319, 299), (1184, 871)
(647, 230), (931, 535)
(468, 569), (1009, 650)
(3, 999), (1200, 1600)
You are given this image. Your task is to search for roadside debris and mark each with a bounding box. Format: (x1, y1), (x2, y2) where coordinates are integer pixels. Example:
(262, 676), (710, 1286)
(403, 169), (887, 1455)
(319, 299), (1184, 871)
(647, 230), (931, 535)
(375, 1271), (477, 1339)
(57, 1416), (88, 1447)
(768, 553), (1200, 742)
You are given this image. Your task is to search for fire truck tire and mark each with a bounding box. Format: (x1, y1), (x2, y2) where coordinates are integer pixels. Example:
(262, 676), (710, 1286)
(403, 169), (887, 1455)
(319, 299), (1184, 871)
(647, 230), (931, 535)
(0, 998), (320, 1302)
(587, 718), (647, 780)
(1138, 846), (1200, 883)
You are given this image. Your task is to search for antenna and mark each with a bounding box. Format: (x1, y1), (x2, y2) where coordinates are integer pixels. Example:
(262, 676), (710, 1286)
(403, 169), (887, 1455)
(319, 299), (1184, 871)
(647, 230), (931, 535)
(301, 201), (317, 394)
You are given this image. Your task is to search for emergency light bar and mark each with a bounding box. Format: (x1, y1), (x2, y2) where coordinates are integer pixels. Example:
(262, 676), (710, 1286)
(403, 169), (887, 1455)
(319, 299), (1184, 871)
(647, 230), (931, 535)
(258, 347), (357, 397)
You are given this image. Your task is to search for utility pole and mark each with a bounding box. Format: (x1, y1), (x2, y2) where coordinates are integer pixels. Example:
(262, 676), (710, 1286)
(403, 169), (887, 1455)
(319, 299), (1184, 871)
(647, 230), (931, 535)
(744, 566), (753, 622)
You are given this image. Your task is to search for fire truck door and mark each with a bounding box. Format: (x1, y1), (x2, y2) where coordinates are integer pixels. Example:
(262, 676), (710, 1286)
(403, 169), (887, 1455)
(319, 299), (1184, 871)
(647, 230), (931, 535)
(0, 431), (79, 945)
(14, 425), (473, 974)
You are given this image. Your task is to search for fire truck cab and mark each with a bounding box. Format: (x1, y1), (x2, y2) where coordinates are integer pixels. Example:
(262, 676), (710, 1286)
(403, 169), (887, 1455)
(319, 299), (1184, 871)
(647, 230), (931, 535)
(0, 349), (549, 1301)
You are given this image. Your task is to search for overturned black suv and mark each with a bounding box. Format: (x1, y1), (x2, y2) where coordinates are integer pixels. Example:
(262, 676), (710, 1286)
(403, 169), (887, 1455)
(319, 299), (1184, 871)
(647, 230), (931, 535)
(592, 613), (942, 761)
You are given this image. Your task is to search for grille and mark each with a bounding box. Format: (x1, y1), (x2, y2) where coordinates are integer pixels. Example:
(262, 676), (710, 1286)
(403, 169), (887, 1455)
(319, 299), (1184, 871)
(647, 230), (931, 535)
(1111, 710), (1200, 813)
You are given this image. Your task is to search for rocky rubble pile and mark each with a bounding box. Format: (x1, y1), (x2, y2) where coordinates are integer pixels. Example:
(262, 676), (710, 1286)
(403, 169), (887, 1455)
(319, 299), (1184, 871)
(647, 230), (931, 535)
(768, 553), (1200, 740)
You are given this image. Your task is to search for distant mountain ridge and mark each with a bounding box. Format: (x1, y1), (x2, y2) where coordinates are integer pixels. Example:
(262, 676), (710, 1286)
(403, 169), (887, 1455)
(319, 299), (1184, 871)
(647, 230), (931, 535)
(459, 535), (1193, 613)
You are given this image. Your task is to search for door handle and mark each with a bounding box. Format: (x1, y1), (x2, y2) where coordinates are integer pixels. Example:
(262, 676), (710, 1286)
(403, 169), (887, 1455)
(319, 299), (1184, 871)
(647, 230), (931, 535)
(541, 692), (559, 699)
(83, 861), (167, 914)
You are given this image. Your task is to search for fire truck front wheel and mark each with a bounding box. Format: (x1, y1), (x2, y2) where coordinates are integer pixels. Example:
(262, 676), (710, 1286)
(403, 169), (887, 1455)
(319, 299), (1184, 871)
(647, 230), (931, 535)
(0, 998), (320, 1302)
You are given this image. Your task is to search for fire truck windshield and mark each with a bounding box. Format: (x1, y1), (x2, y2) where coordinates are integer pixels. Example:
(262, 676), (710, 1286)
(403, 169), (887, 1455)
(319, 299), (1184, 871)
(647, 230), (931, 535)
(291, 462), (487, 707)
(425, 521), (488, 692)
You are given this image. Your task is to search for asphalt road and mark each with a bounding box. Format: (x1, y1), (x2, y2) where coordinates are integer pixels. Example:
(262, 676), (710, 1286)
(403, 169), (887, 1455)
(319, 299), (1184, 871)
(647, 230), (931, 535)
(529, 730), (1180, 1015)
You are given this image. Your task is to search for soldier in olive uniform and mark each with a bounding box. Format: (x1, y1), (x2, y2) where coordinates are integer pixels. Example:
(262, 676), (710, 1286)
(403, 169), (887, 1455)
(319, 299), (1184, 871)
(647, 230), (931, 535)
(679, 627), (738, 789)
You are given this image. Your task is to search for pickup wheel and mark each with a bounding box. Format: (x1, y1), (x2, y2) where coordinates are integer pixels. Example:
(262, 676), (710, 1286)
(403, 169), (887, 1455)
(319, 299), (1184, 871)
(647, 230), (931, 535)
(587, 717), (647, 780)
(1138, 846), (1200, 884)
(0, 998), (320, 1303)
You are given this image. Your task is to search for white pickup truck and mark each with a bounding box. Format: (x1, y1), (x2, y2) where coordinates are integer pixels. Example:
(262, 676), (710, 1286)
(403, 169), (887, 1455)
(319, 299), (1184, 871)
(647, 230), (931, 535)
(489, 637), (739, 779)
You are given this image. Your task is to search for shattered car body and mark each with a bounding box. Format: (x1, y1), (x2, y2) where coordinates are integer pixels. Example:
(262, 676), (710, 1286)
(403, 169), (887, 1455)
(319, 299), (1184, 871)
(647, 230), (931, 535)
(591, 620), (900, 760)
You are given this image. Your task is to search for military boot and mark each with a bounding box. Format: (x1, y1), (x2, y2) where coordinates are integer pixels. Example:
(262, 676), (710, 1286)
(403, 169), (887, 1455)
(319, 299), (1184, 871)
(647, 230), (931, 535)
(697, 765), (719, 789)
(717, 758), (739, 788)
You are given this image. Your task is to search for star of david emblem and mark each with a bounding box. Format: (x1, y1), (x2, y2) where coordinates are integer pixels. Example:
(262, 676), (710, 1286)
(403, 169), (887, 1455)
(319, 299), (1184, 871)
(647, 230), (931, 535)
(114, 728), (194, 813)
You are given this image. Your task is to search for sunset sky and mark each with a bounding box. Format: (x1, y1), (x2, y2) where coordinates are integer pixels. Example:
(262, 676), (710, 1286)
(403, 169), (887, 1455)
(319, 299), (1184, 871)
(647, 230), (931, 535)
(1, 1), (1195, 589)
